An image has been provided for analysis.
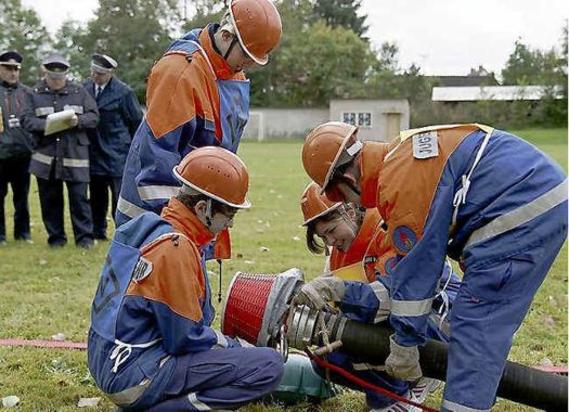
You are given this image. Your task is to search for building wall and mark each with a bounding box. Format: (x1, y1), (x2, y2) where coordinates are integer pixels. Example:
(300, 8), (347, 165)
(242, 108), (329, 140)
(329, 99), (410, 141)
(242, 100), (410, 141)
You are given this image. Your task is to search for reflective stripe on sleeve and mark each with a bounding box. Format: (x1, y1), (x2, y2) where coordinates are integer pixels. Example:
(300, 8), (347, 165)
(369, 281), (390, 323)
(466, 178), (568, 248)
(391, 297), (433, 317)
(442, 399), (490, 412)
(214, 329), (228, 348)
(137, 185), (180, 201)
(117, 196), (147, 219)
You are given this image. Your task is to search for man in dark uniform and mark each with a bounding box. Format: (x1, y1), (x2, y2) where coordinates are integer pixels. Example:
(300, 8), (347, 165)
(0, 51), (35, 245)
(22, 54), (99, 248)
(83, 53), (142, 240)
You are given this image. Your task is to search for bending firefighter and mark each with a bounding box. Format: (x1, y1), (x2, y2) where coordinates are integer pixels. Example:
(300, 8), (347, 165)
(297, 182), (460, 411)
(301, 122), (568, 412)
(88, 147), (284, 411)
(116, 0), (282, 249)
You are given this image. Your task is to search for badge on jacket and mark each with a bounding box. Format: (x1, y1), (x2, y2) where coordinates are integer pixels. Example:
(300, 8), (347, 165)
(413, 132), (439, 159)
(132, 257), (153, 283)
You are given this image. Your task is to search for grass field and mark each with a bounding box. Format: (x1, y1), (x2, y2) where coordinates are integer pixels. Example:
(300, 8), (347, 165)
(0, 128), (566, 411)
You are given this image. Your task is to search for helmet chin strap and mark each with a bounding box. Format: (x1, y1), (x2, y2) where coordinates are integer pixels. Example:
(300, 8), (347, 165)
(338, 206), (358, 238)
(223, 36), (238, 60)
(205, 198), (213, 229)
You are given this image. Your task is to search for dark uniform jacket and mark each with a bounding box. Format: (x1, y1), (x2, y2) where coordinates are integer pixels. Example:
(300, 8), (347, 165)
(83, 77), (143, 177)
(22, 79), (99, 182)
(0, 81), (34, 160)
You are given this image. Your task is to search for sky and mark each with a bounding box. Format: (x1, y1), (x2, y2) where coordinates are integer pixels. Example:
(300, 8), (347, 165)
(21, 0), (568, 76)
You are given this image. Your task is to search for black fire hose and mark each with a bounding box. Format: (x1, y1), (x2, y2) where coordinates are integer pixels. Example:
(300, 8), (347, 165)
(320, 313), (567, 411)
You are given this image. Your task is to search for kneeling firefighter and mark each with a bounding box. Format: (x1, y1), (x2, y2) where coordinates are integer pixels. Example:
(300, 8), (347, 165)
(88, 147), (284, 411)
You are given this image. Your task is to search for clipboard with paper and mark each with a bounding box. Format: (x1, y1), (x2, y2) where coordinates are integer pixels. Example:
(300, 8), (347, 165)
(44, 109), (76, 136)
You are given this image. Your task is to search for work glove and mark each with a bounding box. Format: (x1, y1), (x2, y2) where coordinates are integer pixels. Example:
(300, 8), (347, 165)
(385, 334), (422, 381)
(293, 275), (345, 310)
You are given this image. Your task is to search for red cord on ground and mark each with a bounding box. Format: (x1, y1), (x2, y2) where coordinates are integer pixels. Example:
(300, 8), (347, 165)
(306, 348), (439, 412)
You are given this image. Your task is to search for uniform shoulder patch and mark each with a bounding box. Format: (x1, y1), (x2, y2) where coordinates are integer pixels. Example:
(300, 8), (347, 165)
(392, 225), (418, 254)
(384, 256), (399, 276)
(412, 131), (439, 159)
(132, 257), (153, 283)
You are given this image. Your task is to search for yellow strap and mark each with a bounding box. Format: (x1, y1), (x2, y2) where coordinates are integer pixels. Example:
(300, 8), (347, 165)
(399, 123), (493, 142)
(332, 261), (368, 283)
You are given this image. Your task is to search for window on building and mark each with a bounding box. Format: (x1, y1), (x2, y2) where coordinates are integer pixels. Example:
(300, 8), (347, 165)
(342, 112), (372, 128)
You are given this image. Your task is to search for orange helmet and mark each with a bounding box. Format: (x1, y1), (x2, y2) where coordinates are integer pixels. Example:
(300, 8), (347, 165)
(229, 0), (282, 65)
(301, 122), (362, 193)
(300, 182), (342, 226)
(173, 147), (251, 208)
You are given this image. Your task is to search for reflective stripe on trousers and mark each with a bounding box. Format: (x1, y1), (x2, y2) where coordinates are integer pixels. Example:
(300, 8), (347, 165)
(442, 399), (490, 412)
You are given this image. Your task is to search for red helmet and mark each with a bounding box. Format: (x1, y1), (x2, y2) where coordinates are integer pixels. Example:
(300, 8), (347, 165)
(301, 122), (361, 193)
(229, 0), (282, 65)
(300, 182), (342, 226)
(173, 147), (251, 208)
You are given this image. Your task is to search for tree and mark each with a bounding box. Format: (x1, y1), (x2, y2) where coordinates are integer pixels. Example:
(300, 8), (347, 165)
(312, 0), (368, 37)
(250, 20), (371, 107)
(0, 0), (50, 85)
(501, 39), (560, 86)
(53, 0), (181, 100)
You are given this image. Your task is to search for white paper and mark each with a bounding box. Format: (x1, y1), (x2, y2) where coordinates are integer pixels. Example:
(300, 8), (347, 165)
(44, 109), (76, 136)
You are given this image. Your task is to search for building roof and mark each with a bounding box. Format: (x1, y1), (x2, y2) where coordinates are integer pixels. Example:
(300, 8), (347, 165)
(432, 85), (564, 102)
(428, 75), (498, 87)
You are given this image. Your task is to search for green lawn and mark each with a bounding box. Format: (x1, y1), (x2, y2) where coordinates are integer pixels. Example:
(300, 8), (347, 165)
(0, 128), (566, 411)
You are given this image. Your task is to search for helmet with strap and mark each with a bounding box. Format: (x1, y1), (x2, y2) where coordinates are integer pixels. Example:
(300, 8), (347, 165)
(173, 146), (251, 209)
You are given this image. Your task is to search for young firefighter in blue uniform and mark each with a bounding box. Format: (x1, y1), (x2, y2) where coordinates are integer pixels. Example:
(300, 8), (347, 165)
(88, 146), (284, 411)
(297, 183), (459, 411)
(301, 122), (567, 412)
(116, 0), (282, 238)
(84, 53), (143, 240)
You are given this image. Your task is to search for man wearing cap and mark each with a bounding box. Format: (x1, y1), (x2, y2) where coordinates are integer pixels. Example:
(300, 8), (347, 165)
(115, 0), (282, 260)
(0, 50), (35, 245)
(83, 53), (143, 241)
(22, 53), (99, 248)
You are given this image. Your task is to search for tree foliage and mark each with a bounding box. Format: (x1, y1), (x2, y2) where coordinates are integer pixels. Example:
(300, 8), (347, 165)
(0, 0), (49, 84)
(53, 0), (179, 100)
(1, 0), (566, 127)
(312, 0), (368, 37)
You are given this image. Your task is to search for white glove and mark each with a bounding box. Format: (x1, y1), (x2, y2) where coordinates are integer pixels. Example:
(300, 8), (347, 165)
(385, 334), (422, 381)
(293, 275), (346, 310)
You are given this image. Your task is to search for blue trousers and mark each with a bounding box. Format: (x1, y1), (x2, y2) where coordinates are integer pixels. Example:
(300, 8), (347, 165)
(127, 347), (284, 411)
(442, 205), (567, 411)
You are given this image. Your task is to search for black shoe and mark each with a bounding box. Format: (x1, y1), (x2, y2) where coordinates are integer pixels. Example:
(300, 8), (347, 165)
(49, 241), (66, 248)
(93, 233), (108, 241)
(77, 241), (95, 249)
(15, 234), (33, 244)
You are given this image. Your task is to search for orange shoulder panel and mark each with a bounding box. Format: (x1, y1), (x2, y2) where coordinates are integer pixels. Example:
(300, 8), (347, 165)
(378, 125), (478, 254)
(146, 53), (220, 139)
(126, 234), (207, 322)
